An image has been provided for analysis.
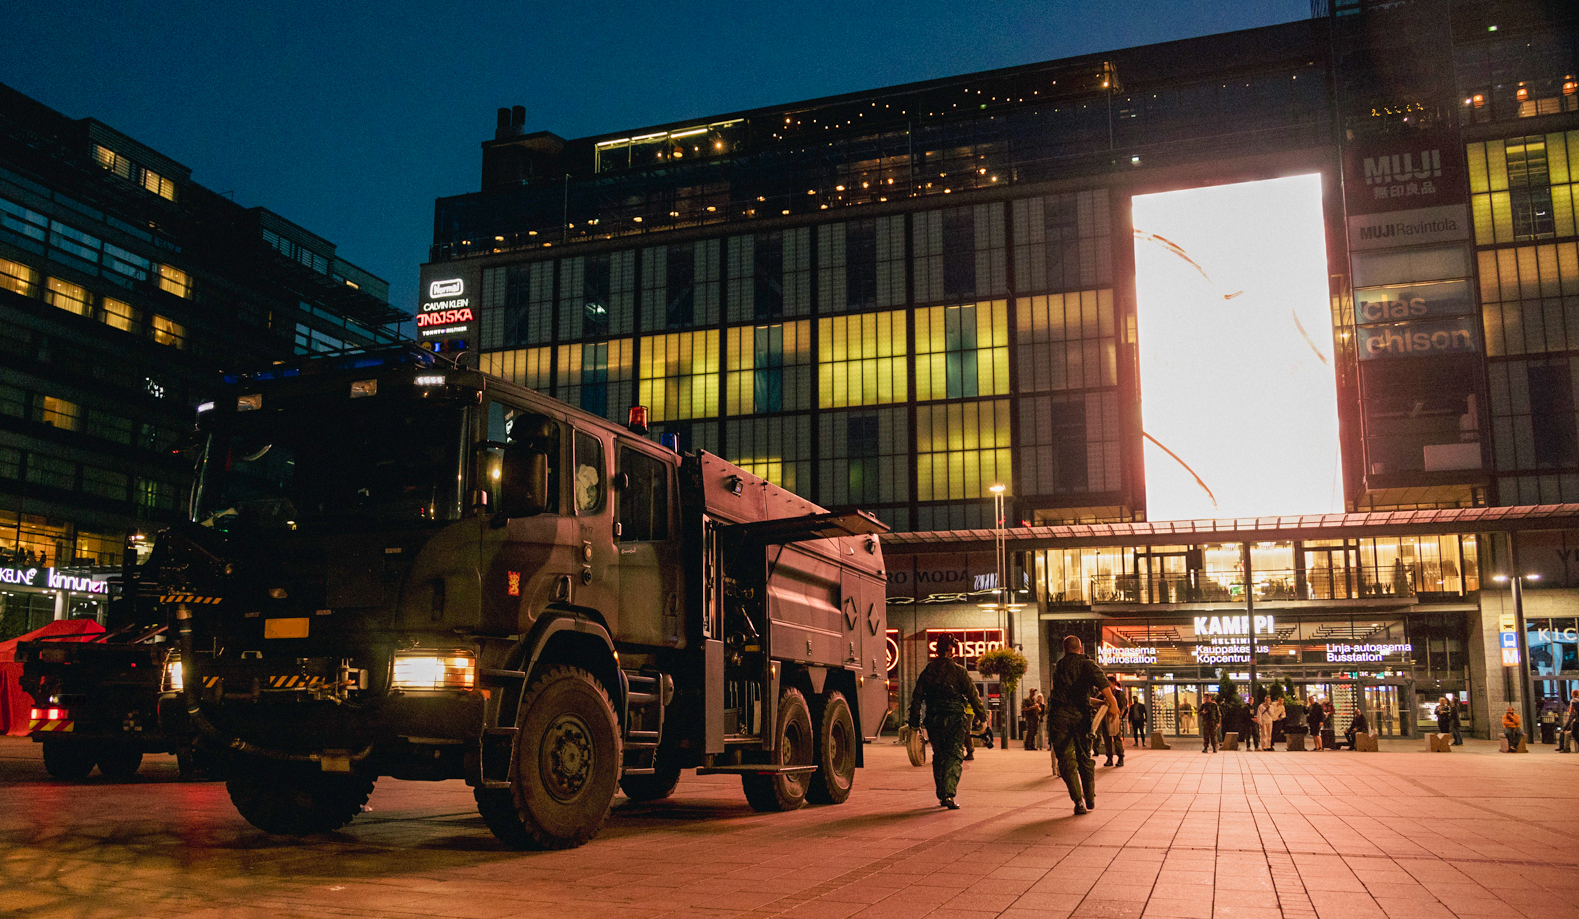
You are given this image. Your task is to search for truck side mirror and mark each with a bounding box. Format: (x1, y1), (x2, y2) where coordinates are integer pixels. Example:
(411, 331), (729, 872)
(500, 444), (548, 518)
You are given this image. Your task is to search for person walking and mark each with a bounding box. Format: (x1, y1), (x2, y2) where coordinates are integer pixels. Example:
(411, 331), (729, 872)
(1023, 689), (1045, 751)
(1502, 705), (1523, 753)
(1179, 698), (1196, 735)
(1307, 696), (1326, 750)
(1128, 694), (1148, 747)
(1449, 696), (1464, 746)
(1099, 676), (1127, 767)
(1199, 695), (1222, 753)
(1047, 635), (1119, 816)
(907, 633), (987, 809)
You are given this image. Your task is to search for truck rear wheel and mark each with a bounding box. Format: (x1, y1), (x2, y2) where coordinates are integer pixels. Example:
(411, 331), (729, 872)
(96, 743), (144, 780)
(807, 691), (855, 805)
(41, 741), (96, 780)
(619, 761), (682, 802)
(226, 761), (374, 835)
(742, 687), (812, 812)
(475, 665), (621, 849)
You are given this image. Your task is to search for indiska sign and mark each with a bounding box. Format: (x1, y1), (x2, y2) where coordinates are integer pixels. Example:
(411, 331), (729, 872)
(416, 277), (474, 339)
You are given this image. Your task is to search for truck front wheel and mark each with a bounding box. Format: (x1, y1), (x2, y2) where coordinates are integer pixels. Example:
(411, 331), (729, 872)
(95, 743), (144, 780)
(742, 687), (812, 812)
(41, 741), (96, 780)
(807, 691), (856, 805)
(226, 761), (374, 835)
(475, 665), (621, 849)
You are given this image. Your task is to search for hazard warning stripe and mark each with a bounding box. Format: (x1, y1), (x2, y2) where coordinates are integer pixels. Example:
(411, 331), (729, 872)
(28, 720), (74, 732)
(266, 675), (324, 689)
(202, 676), (221, 688)
(161, 594), (223, 604)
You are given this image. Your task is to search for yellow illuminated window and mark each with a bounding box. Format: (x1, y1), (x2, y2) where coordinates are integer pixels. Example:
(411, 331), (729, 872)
(557, 339), (634, 421)
(93, 144), (133, 180)
(481, 347), (552, 391)
(151, 315), (186, 349)
(915, 300), (1009, 400)
(45, 277), (90, 316)
(818, 310), (908, 408)
(915, 399), (1012, 501)
(725, 321), (812, 414)
(728, 414), (811, 494)
(1, 258), (39, 298)
(101, 297), (139, 333)
(1016, 290), (1117, 391)
(1467, 132), (1579, 245)
(38, 396), (81, 431)
(1477, 242), (1579, 355)
(157, 265), (190, 298)
(639, 331), (719, 421)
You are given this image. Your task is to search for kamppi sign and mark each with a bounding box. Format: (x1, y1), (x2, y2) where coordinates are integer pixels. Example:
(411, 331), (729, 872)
(415, 266), (479, 340)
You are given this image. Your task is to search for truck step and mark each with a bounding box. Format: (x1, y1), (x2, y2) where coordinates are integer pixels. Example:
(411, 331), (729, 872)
(479, 779), (510, 790)
(625, 730), (660, 742)
(696, 764), (819, 776)
(484, 727), (518, 737)
(480, 668), (525, 684)
(621, 767), (655, 776)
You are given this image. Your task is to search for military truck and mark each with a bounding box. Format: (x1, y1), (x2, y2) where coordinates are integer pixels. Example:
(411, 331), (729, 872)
(13, 566), (203, 780)
(157, 347), (888, 848)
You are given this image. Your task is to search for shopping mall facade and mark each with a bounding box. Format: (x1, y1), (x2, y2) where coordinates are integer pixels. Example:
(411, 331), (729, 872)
(423, 0), (1579, 738)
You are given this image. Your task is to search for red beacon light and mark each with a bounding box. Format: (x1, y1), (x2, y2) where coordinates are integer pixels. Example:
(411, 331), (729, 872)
(627, 406), (649, 436)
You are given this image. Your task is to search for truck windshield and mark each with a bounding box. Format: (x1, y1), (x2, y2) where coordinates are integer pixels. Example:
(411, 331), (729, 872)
(193, 398), (464, 531)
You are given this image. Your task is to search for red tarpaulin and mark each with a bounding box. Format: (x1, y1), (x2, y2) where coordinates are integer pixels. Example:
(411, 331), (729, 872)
(0, 619), (105, 736)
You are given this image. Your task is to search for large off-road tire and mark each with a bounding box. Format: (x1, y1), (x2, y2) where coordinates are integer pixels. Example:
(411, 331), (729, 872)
(41, 741), (96, 780)
(742, 687), (813, 812)
(95, 743), (144, 780)
(475, 665), (621, 849)
(176, 744), (224, 782)
(226, 761), (375, 835)
(619, 760), (682, 802)
(807, 691), (856, 805)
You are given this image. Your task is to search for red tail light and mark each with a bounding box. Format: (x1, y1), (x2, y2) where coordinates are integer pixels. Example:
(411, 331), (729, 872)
(30, 707), (67, 721)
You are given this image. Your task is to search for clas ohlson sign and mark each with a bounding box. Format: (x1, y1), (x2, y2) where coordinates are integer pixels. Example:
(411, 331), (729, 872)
(1355, 279), (1480, 360)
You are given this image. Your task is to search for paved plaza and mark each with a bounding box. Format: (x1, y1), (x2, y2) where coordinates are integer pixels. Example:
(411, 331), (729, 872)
(1, 734), (1576, 919)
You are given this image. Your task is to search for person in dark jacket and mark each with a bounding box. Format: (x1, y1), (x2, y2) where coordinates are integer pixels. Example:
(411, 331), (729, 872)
(1047, 635), (1118, 815)
(1307, 696), (1326, 750)
(1023, 690), (1044, 751)
(1449, 697), (1464, 745)
(1199, 697), (1222, 752)
(1434, 697), (1452, 736)
(908, 634), (987, 809)
(1344, 709), (1370, 749)
(1128, 696), (1147, 747)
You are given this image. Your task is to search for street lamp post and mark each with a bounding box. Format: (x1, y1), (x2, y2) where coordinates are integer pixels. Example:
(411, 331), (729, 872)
(982, 484), (1023, 747)
(1492, 572), (1540, 742)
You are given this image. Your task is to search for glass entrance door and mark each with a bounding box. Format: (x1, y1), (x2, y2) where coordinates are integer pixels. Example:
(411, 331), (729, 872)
(1363, 685), (1401, 737)
(1140, 553), (1189, 603)
(1303, 546), (1353, 600)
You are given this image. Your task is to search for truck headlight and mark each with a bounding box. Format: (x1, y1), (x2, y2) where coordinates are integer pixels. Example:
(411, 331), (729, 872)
(164, 657), (184, 692)
(391, 651), (475, 691)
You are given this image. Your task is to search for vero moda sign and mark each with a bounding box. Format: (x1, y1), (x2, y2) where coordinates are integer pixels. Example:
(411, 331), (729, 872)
(1344, 129), (1470, 251)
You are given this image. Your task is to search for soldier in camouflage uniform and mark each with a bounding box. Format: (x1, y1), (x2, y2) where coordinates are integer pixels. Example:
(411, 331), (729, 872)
(908, 633), (987, 809)
(1047, 635), (1118, 815)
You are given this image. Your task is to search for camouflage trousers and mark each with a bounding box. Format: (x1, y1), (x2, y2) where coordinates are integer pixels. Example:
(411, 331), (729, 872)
(925, 712), (968, 800)
(1048, 712), (1095, 805)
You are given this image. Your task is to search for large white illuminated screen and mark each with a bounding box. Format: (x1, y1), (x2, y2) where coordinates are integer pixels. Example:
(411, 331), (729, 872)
(1133, 174), (1341, 521)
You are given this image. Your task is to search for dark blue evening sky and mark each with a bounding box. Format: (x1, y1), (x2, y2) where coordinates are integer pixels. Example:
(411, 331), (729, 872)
(7, 0), (1309, 320)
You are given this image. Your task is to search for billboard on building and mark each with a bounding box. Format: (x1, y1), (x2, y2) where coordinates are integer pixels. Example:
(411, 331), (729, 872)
(1133, 174), (1342, 521)
(416, 263), (480, 340)
(1343, 129), (1470, 251)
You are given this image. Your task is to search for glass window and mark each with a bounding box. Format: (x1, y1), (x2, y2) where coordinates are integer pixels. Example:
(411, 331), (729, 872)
(1013, 191), (1112, 292)
(642, 240), (720, 331)
(0, 384), (26, 418)
(727, 414), (811, 494)
(45, 277), (90, 316)
(915, 300), (1009, 400)
(913, 204), (1006, 303)
(916, 399), (1012, 501)
(1488, 357), (1579, 471)
(0, 198), (48, 242)
(481, 261), (554, 348)
(818, 407), (909, 508)
(36, 396), (80, 431)
(1016, 291), (1117, 391)
(559, 252), (635, 340)
(25, 454), (76, 491)
(638, 330), (719, 422)
(1364, 355), (1481, 476)
(157, 265), (190, 298)
(725, 321), (812, 414)
(1018, 391), (1123, 495)
(480, 347), (552, 391)
(0, 257), (39, 297)
(818, 310), (908, 408)
(573, 430), (606, 514)
(49, 221), (102, 263)
(618, 448), (669, 541)
(85, 407), (134, 445)
(0, 447), (18, 479)
(727, 229), (811, 322)
(1477, 243), (1579, 356)
(81, 466), (128, 502)
(817, 217), (904, 313)
(151, 314), (187, 349)
(557, 339), (634, 422)
(100, 297), (140, 333)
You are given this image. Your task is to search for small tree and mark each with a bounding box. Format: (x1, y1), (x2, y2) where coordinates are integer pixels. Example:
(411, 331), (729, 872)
(1217, 668), (1240, 707)
(976, 647), (1029, 748)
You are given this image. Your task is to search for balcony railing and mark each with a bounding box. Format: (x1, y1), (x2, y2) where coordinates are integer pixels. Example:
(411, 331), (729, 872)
(1056, 565), (1451, 606)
